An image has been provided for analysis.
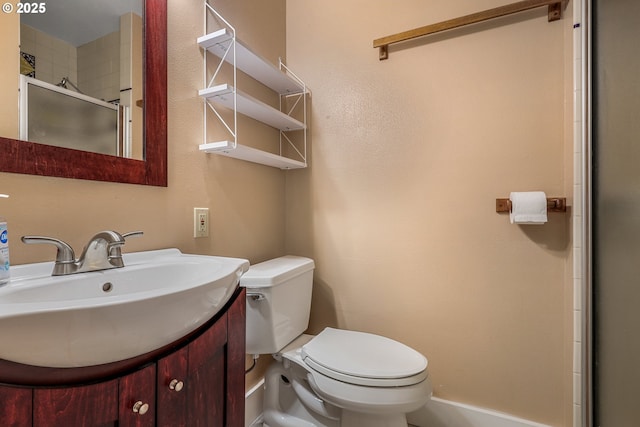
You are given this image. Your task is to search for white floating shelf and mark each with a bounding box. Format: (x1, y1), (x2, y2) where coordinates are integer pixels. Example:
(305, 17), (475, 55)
(198, 29), (304, 95)
(199, 84), (305, 131)
(200, 141), (306, 169)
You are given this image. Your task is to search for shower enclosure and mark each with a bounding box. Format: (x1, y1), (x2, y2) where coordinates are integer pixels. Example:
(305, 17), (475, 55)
(592, 0), (640, 424)
(19, 75), (131, 157)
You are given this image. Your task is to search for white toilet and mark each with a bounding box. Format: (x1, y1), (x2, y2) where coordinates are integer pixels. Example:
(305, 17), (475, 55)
(241, 256), (432, 427)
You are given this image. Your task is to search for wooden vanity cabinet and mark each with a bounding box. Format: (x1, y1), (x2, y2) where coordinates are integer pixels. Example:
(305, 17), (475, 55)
(0, 287), (246, 427)
(119, 364), (157, 427)
(156, 314), (228, 427)
(157, 346), (188, 426)
(0, 386), (31, 426)
(33, 379), (119, 427)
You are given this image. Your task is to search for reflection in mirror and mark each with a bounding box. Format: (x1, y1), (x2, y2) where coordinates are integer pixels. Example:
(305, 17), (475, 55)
(21, 80), (120, 155)
(19, 0), (144, 159)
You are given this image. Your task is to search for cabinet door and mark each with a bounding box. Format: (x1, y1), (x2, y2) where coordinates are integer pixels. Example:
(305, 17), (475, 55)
(118, 364), (156, 427)
(187, 312), (228, 427)
(157, 346), (188, 427)
(0, 386), (32, 427)
(226, 287), (246, 426)
(33, 379), (118, 427)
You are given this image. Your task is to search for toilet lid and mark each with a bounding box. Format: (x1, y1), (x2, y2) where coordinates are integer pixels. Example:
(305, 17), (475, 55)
(301, 328), (428, 387)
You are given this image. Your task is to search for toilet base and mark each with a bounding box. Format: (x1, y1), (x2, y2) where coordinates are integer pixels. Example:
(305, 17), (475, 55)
(263, 358), (420, 427)
(263, 360), (339, 427)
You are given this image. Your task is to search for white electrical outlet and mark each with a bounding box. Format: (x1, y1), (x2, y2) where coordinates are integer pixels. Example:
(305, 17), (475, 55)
(194, 208), (209, 238)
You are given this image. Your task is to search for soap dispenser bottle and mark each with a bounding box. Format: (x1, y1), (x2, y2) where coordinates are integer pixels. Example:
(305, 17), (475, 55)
(0, 194), (9, 285)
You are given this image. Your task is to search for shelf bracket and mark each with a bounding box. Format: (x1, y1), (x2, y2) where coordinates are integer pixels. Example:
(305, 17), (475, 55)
(373, 0), (569, 60)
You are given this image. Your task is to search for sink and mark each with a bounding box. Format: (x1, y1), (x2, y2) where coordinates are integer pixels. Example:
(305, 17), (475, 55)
(0, 249), (249, 368)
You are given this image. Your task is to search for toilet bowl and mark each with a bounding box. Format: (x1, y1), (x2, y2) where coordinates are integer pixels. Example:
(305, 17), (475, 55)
(241, 256), (432, 427)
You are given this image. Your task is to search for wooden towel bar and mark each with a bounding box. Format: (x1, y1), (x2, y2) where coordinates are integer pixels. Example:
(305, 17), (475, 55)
(373, 0), (569, 60)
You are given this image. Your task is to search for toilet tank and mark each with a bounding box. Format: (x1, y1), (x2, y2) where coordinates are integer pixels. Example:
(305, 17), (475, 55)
(240, 256), (315, 354)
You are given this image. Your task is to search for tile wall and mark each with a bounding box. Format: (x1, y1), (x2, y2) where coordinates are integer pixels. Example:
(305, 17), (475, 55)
(77, 31), (120, 102)
(20, 24), (77, 87)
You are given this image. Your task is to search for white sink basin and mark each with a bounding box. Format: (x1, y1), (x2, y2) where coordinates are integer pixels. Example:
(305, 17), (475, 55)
(0, 249), (249, 368)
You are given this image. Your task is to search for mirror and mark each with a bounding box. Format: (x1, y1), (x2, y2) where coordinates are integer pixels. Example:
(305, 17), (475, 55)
(0, 0), (167, 186)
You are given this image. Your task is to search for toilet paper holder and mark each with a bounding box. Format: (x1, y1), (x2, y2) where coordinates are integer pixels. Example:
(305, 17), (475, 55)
(495, 197), (567, 213)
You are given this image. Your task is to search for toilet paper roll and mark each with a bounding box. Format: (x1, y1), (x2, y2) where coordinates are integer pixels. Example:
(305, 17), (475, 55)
(509, 191), (548, 224)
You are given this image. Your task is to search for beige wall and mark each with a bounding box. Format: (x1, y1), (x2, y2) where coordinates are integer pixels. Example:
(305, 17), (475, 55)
(0, 0), (288, 273)
(0, 11), (19, 139)
(285, 1), (573, 426)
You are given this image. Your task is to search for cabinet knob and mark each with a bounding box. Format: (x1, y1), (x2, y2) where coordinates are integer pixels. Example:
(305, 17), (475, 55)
(169, 379), (184, 392)
(132, 401), (149, 415)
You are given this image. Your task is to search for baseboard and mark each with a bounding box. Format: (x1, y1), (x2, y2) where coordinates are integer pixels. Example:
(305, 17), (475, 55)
(245, 379), (550, 427)
(407, 397), (552, 427)
(245, 378), (265, 427)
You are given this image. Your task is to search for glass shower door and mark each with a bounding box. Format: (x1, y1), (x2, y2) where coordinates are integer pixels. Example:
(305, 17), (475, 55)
(593, 0), (640, 424)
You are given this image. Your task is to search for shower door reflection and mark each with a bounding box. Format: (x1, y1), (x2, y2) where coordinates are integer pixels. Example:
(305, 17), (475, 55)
(20, 76), (127, 156)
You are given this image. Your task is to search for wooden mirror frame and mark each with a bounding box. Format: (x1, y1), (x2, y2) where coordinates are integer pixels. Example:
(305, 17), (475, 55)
(0, 0), (167, 187)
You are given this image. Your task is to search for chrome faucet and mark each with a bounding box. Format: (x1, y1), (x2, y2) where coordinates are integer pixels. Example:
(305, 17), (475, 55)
(21, 231), (143, 276)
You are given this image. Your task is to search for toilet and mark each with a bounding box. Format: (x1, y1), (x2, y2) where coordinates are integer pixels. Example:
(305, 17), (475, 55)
(241, 256), (432, 427)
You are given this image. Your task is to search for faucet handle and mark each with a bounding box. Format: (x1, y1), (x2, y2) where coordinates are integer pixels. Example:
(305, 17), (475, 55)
(106, 231), (142, 265)
(21, 236), (75, 263)
(21, 236), (77, 276)
(122, 231), (144, 240)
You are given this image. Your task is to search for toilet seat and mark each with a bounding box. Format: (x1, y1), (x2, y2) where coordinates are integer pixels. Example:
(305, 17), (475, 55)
(300, 328), (428, 387)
